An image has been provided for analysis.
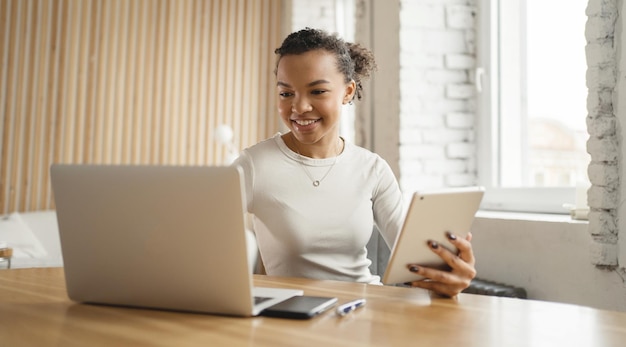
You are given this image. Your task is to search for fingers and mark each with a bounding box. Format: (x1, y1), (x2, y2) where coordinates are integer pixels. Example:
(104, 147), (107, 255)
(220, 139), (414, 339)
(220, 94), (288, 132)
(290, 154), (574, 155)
(407, 264), (461, 285)
(446, 231), (475, 266)
(429, 232), (475, 270)
(407, 279), (463, 298)
(405, 263), (473, 297)
(404, 231), (477, 297)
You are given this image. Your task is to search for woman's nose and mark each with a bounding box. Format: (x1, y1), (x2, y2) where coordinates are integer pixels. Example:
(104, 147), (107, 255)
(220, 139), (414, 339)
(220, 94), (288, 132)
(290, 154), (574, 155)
(291, 96), (312, 114)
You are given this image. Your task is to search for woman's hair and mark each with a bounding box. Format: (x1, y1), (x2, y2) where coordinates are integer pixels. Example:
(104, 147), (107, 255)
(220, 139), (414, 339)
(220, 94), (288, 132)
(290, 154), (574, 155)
(274, 27), (377, 101)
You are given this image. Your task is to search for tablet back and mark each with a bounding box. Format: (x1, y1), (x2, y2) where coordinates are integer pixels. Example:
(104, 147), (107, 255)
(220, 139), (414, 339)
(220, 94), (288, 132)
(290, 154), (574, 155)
(382, 187), (484, 285)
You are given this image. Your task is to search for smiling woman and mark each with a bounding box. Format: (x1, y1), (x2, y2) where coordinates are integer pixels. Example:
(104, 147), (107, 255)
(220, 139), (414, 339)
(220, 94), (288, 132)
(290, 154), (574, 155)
(272, 27), (375, 159)
(232, 28), (478, 298)
(276, 50), (353, 158)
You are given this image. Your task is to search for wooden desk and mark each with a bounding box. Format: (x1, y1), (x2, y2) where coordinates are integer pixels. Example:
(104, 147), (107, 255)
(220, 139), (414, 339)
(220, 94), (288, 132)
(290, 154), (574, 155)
(1, 268), (625, 346)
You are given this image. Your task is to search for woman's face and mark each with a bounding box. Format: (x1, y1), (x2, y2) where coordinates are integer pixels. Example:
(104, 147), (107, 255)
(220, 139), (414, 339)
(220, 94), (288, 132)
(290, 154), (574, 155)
(276, 49), (355, 147)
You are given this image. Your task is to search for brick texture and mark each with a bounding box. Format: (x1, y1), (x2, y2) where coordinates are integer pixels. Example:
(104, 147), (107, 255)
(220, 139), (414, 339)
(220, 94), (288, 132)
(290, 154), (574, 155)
(586, 0), (620, 266)
(399, 0), (478, 191)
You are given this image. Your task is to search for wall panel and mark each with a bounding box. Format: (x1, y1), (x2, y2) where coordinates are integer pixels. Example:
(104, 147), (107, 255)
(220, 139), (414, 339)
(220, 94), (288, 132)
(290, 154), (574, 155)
(0, 0), (282, 213)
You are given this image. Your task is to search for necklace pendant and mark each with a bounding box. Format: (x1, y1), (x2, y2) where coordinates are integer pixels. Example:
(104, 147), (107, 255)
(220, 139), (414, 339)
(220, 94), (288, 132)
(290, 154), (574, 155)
(313, 180), (320, 187)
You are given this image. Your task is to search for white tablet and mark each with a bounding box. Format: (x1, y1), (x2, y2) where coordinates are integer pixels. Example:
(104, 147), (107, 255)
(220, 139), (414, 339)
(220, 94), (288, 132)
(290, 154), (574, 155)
(381, 186), (485, 285)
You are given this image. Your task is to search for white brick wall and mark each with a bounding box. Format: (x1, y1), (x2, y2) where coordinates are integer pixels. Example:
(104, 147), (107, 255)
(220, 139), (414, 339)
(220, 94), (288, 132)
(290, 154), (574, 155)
(586, 0), (620, 266)
(617, 0), (626, 267)
(291, 0), (338, 32)
(398, 0), (477, 193)
(445, 54), (476, 69)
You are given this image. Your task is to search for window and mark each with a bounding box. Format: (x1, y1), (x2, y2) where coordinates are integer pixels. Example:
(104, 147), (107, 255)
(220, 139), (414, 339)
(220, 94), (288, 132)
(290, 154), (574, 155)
(477, 0), (590, 213)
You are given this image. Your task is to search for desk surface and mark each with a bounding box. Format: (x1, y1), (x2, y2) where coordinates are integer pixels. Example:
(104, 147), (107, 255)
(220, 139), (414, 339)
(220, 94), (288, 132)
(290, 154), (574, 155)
(1, 268), (626, 346)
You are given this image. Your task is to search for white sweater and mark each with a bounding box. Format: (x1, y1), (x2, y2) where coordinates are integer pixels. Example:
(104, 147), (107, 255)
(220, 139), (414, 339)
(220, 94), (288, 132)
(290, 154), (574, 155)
(233, 133), (404, 284)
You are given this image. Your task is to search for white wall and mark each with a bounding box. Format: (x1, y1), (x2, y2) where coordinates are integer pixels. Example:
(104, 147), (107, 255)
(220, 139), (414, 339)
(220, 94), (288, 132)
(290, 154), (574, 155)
(472, 213), (626, 311)
(616, 0), (626, 269)
(398, 0), (478, 193)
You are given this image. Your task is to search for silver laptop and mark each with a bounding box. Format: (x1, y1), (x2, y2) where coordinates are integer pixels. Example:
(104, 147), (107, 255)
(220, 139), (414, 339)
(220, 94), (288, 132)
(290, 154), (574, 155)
(50, 164), (302, 316)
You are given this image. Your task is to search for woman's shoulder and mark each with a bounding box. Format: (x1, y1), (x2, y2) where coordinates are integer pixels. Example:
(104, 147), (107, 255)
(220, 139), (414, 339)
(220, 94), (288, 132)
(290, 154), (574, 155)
(241, 133), (285, 157)
(344, 142), (388, 165)
(237, 133), (299, 172)
(346, 142), (377, 155)
(343, 142), (395, 180)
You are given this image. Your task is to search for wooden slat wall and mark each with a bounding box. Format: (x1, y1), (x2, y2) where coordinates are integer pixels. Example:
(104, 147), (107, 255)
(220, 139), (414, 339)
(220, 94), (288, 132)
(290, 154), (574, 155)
(0, 0), (283, 214)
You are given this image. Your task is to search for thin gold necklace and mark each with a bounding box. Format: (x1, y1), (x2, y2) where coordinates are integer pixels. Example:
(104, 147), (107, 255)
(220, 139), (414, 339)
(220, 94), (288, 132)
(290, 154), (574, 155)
(291, 136), (341, 187)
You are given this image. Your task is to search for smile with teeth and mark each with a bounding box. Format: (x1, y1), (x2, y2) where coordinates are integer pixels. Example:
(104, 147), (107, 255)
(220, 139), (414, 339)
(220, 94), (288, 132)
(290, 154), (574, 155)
(293, 119), (319, 126)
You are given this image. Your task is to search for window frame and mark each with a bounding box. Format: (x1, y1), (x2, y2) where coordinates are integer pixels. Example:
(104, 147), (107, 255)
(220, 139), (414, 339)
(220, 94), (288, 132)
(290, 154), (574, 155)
(476, 0), (578, 214)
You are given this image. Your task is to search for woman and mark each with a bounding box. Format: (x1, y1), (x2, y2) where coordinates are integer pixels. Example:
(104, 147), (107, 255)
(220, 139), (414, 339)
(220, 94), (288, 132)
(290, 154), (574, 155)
(233, 28), (475, 297)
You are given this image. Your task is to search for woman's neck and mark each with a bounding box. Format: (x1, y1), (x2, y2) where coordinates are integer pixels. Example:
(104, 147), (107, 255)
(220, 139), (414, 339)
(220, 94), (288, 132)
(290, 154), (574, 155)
(286, 132), (344, 159)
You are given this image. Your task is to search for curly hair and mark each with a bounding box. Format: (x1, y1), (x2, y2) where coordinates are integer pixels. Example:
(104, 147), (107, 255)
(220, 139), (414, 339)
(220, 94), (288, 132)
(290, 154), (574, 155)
(274, 27), (377, 101)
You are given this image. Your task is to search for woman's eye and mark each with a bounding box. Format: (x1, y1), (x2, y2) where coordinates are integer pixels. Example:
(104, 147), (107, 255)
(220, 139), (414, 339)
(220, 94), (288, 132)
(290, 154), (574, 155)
(279, 92), (293, 98)
(311, 90), (327, 95)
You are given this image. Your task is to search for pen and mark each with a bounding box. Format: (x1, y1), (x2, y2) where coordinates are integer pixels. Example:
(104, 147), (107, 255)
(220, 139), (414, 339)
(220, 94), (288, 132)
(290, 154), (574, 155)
(335, 298), (366, 316)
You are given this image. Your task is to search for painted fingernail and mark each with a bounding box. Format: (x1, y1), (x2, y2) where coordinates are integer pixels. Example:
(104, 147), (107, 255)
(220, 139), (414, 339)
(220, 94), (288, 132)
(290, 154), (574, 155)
(428, 240), (439, 249)
(409, 265), (420, 273)
(446, 231), (457, 240)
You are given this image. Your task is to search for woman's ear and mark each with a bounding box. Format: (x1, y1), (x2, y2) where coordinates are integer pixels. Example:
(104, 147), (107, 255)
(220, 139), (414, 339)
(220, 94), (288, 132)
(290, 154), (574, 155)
(343, 79), (357, 104)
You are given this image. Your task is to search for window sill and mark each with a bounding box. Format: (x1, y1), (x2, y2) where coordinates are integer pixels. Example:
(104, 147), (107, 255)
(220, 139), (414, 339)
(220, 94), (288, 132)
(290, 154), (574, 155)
(475, 210), (589, 224)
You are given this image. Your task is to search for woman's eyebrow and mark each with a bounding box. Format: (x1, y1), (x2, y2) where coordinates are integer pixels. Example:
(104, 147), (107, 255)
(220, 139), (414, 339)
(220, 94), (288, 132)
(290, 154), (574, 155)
(306, 79), (330, 87)
(276, 80), (330, 88)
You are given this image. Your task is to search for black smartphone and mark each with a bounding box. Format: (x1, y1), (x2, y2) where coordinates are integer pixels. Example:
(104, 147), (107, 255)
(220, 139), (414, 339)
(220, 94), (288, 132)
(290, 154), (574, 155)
(259, 295), (338, 319)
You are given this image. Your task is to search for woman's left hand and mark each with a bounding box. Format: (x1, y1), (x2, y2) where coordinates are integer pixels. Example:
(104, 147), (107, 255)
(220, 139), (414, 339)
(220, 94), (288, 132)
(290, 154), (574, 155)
(404, 232), (476, 297)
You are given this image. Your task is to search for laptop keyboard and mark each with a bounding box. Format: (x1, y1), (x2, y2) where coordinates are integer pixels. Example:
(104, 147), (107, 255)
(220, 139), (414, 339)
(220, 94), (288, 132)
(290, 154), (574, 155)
(254, 296), (272, 305)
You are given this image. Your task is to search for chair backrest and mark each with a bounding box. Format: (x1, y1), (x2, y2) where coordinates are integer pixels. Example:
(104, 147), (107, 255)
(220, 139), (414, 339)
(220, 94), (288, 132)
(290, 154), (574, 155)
(366, 226), (390, 277)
